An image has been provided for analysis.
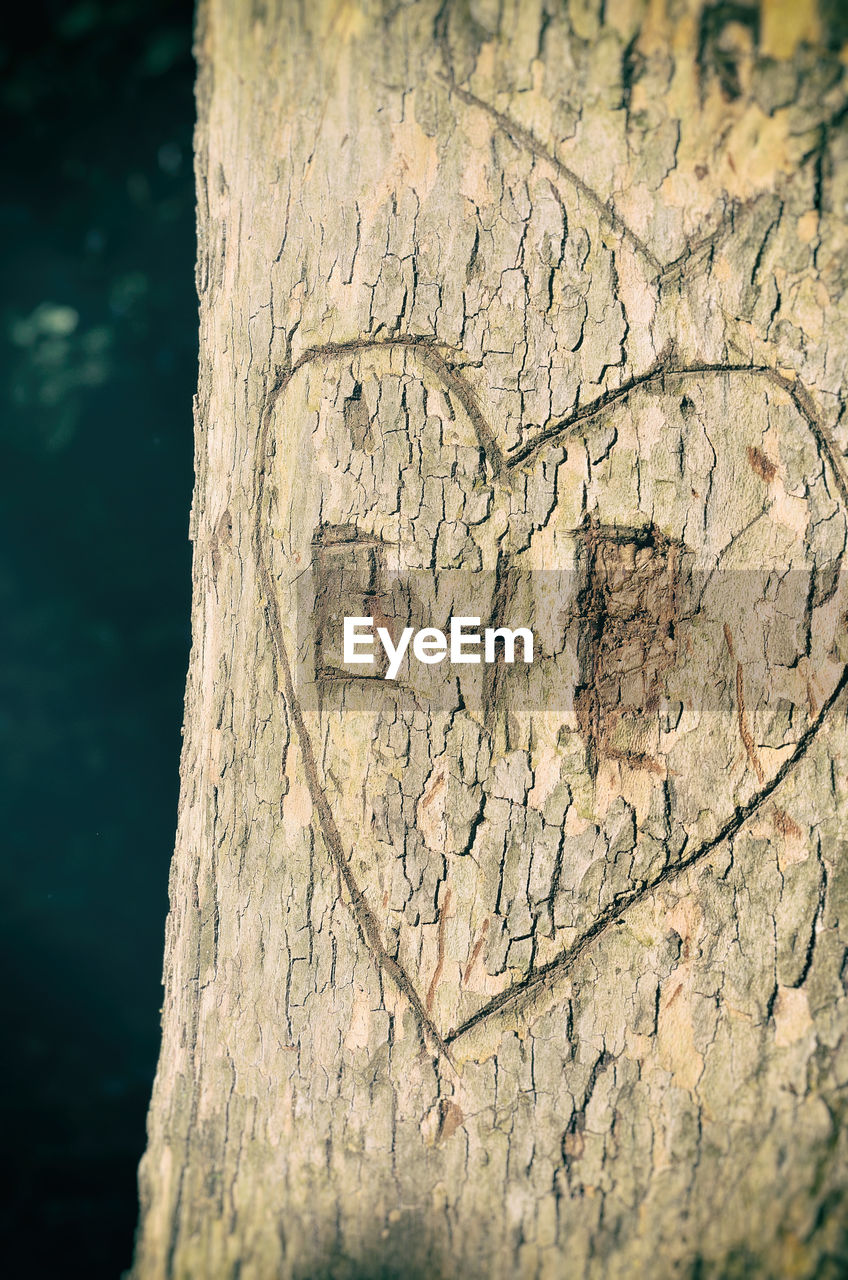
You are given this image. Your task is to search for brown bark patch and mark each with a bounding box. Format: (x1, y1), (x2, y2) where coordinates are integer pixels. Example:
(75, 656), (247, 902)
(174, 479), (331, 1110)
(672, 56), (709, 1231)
(772, 807), (803, 841)
(437, 1098), (464, 1143)
(747, 444), (777, 483)
(574, 518), (682, 775)
(343, 382), (373, 451)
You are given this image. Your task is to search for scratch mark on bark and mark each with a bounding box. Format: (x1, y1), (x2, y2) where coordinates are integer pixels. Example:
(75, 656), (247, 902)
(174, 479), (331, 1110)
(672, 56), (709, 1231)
(724, 626), (765, 784)
(437, 74), (664, 276)
(287, 334), (503, 475)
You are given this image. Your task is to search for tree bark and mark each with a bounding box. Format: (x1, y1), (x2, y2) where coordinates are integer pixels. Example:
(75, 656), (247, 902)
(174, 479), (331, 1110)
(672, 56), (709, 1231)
(133, 2), (848, 1277)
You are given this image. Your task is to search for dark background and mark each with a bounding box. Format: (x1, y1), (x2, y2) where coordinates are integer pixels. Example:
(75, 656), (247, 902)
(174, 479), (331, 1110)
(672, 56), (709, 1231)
(1, 2), (196, 1275)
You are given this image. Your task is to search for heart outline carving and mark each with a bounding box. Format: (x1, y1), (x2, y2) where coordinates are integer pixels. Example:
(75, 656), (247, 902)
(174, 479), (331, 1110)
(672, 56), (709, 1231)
(252, 94), (848, 1058)
(254, 338), (848, 1061)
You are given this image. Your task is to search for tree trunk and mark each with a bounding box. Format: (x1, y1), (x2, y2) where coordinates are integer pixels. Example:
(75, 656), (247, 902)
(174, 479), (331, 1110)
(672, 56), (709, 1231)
(133, 2), (848, 1276)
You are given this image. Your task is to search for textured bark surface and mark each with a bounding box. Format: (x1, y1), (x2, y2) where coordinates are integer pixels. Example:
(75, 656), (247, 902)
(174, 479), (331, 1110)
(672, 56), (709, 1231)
(134, 2), (848, 1276)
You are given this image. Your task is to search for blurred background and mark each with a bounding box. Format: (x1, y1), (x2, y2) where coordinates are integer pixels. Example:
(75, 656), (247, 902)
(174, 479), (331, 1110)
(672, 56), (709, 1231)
(1, 1), (196, 1274)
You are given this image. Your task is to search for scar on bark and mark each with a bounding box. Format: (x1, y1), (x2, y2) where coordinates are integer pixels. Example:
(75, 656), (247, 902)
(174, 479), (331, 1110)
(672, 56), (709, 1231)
(574, 518), (682, 778)
(311, 522), (456, 693)
(343, 380), (372, 451)
(463, 918), (489, 985)
(436, 1098), (464, 1143)
(747, 444), (777, 483)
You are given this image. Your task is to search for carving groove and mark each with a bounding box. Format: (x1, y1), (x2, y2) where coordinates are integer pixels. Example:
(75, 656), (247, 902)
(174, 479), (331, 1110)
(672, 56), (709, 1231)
(437, 75), (814, 300)
(436, 74), (664, 276)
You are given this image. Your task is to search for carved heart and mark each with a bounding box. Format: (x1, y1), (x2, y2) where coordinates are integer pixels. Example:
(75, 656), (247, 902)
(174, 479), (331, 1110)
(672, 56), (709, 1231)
(256, 341), (848, 1056)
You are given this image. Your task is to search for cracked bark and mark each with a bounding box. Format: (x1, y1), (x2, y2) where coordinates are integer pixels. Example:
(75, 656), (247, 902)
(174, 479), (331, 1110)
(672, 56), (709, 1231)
(134, 2), (848, 1277)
